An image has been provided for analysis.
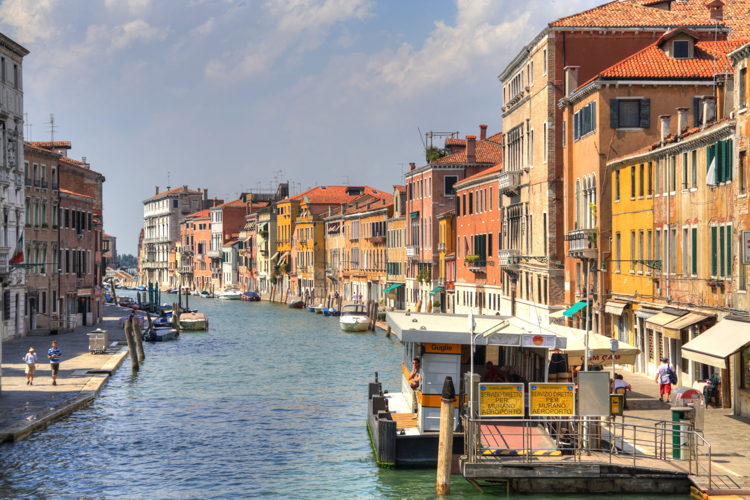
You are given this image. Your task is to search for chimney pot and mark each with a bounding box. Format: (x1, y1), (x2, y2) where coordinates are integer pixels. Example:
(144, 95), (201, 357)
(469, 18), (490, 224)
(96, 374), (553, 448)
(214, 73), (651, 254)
(702, 96), (716, 127)
(659, 115), (671, 143)
(676, 107), (689, 135)
(466, 136), (477, 163)
(479, 124), (488, 140)
(409, 162), (416, 171)
(564, 66), (580, 97)
(155, 185), (160, 195)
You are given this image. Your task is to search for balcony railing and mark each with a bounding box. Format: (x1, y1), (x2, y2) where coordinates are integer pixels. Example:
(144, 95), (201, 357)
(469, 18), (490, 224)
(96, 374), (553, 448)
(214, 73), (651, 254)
(464, 257), (487, 272)
(498, 249), (520, 270)
(0, 247), (10, 274)
(566, 228), (598, 259)
(41, 180), (48, 188)
(498, 170), (521, 195)
(207, 249), (222, 258)
(406, 245), (419, 258)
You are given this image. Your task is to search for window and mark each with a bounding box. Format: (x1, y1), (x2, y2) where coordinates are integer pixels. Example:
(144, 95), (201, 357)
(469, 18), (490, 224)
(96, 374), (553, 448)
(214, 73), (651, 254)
(543, 121), (548, 162)
(682, 227), (689, 275)
(647, 161), (653, 195)
(655, 158), (662, 194)
(542, 49), (547, 75)
(670, 228), (677, 274)
(630, 166), (636, 199)
(691, 226), (698, 276)
(682, 153), (688, 190)
(13, 64), (18, 88)
(691, 150), (698, 188)
(740, 67), (747, 109)
(444, 176), (458, 196)
(614, 170), (620, 202)
(638, 230), (644, 273)
(173, 199), (178, 208)
(610, 98), (650, 129)
(655, 229), (662, 274)
(639, 163), (644, 197)
(615, 233), (621, 273)
(726, 224), (732, 278)
(741, 151), (748, 194)
(630, 231), (636, 273)
(561, 120), (566, 148)
(669, 155), (677, 193)
(573, 101), (596, 141)
(707, 139), (733, 184)
(647, 230), (653, 273)
(673, 40), (690, 59)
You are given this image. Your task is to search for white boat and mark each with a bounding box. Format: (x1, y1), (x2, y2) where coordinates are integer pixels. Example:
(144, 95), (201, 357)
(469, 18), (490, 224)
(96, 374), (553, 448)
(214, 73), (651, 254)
(339, 304), (370, 332)
(179, 312), (209, 331)
(218, 289), (242, 300)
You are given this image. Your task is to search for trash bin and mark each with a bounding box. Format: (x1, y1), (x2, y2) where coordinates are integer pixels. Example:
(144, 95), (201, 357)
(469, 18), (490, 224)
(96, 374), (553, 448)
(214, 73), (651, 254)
(670, 407), (694, 460)
(87, 328), (108, 354)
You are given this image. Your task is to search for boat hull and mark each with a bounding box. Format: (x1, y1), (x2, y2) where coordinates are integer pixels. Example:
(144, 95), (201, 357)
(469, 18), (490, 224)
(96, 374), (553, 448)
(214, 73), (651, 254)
(339, 317), (369, 332)
(179, 312), (208, 331)
(143, 327), (179, 342)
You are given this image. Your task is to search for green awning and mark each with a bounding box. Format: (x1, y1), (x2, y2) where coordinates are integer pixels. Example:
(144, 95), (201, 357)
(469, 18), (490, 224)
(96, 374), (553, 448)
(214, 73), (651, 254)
(410, 211), (419, 219)
(430, 286), (445, 296)
(563, 300), (588, 317)
(383, 283), (404, 293)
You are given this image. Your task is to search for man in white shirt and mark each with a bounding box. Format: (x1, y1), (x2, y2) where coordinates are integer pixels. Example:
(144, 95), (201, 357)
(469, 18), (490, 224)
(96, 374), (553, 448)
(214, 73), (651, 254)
(655, 357), (674, 402)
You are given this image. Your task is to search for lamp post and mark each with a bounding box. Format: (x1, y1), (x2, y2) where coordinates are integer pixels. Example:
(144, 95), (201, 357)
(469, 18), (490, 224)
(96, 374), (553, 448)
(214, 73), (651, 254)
(468, 312), (476, 418)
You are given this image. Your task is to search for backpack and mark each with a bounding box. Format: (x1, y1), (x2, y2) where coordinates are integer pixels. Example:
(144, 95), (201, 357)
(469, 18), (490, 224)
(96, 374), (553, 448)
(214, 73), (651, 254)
(668, 366), (678, 385)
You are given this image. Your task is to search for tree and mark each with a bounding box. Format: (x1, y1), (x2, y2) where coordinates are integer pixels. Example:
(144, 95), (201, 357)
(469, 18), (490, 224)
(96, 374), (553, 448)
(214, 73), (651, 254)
(426, 146), (449, 163)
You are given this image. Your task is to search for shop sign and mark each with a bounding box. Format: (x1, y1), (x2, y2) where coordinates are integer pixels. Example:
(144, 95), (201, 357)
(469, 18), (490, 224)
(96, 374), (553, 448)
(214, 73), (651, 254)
(479, 383), (525, 417)
(529, 383), (576, 416)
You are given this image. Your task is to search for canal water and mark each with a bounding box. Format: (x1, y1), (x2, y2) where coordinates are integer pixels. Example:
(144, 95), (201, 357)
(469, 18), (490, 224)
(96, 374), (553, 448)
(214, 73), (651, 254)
(0, 294), (689, 499)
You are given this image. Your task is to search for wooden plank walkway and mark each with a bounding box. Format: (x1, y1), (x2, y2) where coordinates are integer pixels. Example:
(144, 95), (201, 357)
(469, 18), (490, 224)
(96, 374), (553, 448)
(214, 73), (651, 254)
(391, 412), (417, 430)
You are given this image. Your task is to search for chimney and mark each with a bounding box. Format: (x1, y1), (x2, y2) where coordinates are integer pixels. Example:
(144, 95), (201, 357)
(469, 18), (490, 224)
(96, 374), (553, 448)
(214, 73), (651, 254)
(409, 162), (416, 171)
(707, 0), (723, 20)
(183, 185), (188, 192)
(479, 124), (488, 140)
(676, 107), (689, 135)
(702, 96), (716, 126)
(203, 188), (208, 201)
(564, 66), (580, 97)
(155, 185), (160, 195)
(466, 135), (476, 163)
(659, 115), (671, 143)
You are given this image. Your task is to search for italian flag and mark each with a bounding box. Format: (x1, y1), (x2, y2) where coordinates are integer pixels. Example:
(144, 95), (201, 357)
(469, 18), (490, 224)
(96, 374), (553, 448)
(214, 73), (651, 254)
(9, 232), (23, 264)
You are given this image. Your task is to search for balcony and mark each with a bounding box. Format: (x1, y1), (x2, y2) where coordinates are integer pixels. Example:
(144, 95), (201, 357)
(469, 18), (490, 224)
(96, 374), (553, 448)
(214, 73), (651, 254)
(207, 249), (222, 259)
(367, 235), (386, 245)
(566, 228), (598, 259)
(141, 261), (167, 269)
(498, 249), (520, 271)
(179, 265), (193, 274)
(437, 242), (446, 252)
(41, 180), (48, 188)
(406, 245), (419, 258)
(0, 247), (9, 274)
(498, 170), (521, 195)
(464, 256), (487, 273)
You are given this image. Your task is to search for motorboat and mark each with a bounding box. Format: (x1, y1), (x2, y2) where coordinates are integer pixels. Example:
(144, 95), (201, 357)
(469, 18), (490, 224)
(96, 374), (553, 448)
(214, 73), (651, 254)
(200, 291), (215, 298)
(218, 289), (243, 300)
(314, 304), (325, 314)
(241, 292), (261, 302)
(339, 304), (370, 332)
(178, 312), (208, 331)
(323, 308), (339, 317)
(288, 300), (305, 309)
(118, 296), (135, 308)
(143, 326), (179, 342)
(152, 316), (172, 328)
(306, 306), (316, 312)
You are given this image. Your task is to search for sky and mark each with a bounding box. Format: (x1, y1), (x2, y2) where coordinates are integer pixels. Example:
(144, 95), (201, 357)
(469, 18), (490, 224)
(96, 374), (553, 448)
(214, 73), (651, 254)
(0, 0), (603, 254)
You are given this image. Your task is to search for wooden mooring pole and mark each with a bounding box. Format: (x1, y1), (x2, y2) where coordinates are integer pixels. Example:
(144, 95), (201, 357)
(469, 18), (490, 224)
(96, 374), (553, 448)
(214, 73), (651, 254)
(124, 317), (140, 372)
(436, 376), (456, 495)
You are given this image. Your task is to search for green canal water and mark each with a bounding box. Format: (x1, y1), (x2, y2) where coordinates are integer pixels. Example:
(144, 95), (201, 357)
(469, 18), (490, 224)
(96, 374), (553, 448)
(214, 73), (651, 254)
(0, 294), (690, 499)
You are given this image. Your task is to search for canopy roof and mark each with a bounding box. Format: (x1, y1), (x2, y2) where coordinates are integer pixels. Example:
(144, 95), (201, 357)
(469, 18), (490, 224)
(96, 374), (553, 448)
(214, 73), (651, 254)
(681, 317), (750, 369)
(549, 324), (640, 366)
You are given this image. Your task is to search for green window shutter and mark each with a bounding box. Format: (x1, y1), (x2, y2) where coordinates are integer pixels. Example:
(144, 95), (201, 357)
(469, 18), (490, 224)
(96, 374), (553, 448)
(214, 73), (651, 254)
(711, 226), (717, 276)
(717, 142), (725, 183)
(488, 233), (493, 257)
(691, 227), (697, 275)
(727, 226), (732, 277)
(726, 139), (733, 182)
(720, 225), (726, 277)
(610, 99), (620, 129)
(639, 98), (651, 129)
(591, 101), (597, 129)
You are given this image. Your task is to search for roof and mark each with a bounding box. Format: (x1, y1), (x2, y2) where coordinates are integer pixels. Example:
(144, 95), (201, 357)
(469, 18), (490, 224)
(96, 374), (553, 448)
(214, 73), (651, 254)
(24, 143), (61, 157)
(60, 188), (93, 199)
(27, 141), (71, 149)
(432, 137), (503, 165)
(146, 186), (202, 201)
(185, 209), (210, 219)
(394, 185), (406, 193)
(592, 39), (746, 82)
(445, 137), (465, 146)
(454, 164), (502, 189)
(278, 185), (389, 205)
(550, 0), (724, 29)
(214, 199), (247, 209)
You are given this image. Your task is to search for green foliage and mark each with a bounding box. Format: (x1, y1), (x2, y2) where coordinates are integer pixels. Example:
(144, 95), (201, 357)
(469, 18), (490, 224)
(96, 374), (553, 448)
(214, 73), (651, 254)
(416, 267), (431, 283)
(426, 146), (449, 163)
(465, 254), (479, 263)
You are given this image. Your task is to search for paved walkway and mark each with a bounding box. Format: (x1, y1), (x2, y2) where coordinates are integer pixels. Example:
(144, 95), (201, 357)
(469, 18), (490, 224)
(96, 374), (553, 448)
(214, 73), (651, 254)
(619, 366), (750, 488)
(0, 303), (132, 442)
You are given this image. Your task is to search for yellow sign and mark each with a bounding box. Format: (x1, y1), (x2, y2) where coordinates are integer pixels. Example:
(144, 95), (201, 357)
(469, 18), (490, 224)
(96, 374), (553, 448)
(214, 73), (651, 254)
(423, 343), (461, 354)
(479, 383), (525, 416)
(529, 383), (576, 416)
(610, 394), (624, 416)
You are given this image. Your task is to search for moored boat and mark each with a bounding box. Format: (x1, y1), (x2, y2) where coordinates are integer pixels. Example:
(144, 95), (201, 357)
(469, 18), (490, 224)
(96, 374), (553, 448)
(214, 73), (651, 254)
(218, 289), (242, 300)
(241, 292), (261, 302)
(287, 300), (304, 309)
(339, 304), (369, 332)
(143, 326), (179, 342)
(179, 312), (209, 331)
(200, 290), (215, 298)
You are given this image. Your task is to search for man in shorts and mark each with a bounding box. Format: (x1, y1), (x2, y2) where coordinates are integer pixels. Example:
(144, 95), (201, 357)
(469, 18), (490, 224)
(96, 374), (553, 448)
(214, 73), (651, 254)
(655, 356), (673, 402)
(48, 340), (62, 386)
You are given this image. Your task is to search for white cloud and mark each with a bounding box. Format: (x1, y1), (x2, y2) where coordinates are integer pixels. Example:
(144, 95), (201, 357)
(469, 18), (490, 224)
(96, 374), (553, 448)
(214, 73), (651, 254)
(192, 17), (216, 36)
(265, 0), (371, 33)
(105, 0), (152, 17)
(0, 0), (59, 44)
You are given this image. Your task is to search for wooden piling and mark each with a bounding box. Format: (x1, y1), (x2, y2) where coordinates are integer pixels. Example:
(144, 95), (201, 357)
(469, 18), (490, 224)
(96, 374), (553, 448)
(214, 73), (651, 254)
(436, 376), (456, 495)
(133, 316), (145, 362)
(124, 317), (140, 372)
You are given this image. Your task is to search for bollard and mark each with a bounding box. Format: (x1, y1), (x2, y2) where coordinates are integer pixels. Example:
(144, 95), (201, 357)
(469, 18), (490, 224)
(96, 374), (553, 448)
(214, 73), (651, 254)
(436, 376), (456, 495)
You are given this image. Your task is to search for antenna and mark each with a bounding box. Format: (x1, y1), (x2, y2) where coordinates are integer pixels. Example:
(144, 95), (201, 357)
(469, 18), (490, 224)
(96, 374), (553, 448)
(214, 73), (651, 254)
(167, 171), (171, 187)
(47, 114), (56, 142)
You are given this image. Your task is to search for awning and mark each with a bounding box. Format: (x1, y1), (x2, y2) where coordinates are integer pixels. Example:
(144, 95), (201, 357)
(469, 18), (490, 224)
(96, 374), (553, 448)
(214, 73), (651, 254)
(681, 318), (750, 369)
(645, 311), (682, 335)
(549, 324), (640, 366)
(549, 309), (566, 319)
(278, 252), (289, 265)
(604, 301), (628, 316)
(663, 312), (712, 339)
(258, 222), (268, 229)
(270, 252), (280, 260)
(383, 283), (404, 293)
(430, 286), (445, 296)
(563, 301), (588, 317)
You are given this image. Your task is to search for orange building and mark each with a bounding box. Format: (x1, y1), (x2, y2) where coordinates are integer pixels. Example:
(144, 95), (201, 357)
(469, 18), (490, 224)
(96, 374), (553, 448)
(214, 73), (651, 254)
(181, 209), (212, 292)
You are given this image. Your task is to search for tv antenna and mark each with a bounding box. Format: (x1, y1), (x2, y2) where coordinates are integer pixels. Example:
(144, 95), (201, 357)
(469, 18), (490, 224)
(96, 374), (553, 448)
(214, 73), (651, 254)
(47, 114), (57, 142)
(424, 130), (460, 149)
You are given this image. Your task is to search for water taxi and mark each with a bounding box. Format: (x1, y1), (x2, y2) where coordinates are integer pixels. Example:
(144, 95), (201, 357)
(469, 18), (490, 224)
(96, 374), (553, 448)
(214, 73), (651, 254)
(368, 312), (562, 468)
(339, 304), (369, 332)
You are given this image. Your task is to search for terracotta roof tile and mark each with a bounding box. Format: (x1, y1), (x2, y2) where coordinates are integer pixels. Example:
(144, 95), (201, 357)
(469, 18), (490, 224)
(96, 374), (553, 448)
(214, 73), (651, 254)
(146, 186), (202, 201)
(551, 0), (722, 28)
(445, 137), (465, 146)
(454, 164), (503, 189)
(595, 39), (746, 81)
(279, 185), (389, 205)
(214, 199), (247, 209)
(634, 0), (750, 39)
(432, 137), (502, 165)
(185, 209), (211, 219)
(27, 141), (71, 149)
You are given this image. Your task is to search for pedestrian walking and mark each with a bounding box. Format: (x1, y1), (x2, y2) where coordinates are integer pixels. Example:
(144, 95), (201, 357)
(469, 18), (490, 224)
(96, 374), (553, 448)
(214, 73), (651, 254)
(655, 356), (676, 402)
(48, 340), (62, 386)
(23, 347), (38, 385)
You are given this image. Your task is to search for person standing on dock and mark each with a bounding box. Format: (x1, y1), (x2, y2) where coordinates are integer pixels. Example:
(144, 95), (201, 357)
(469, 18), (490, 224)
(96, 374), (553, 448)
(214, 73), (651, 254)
(48, 340), (62, 386)
(655, 357), (674, 402)
(23, 347), (38, 385)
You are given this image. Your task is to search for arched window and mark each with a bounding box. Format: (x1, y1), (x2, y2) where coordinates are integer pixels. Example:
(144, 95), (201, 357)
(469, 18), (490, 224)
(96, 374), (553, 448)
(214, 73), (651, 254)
(575, 179), (581, 229)
(590, 174), (597, 228)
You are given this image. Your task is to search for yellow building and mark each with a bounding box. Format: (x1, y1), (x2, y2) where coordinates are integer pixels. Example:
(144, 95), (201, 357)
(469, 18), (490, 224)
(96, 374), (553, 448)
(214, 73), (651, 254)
(437, 210), (455, 313)
(293, 198), (328, 301)
(385, 186), (407, 309)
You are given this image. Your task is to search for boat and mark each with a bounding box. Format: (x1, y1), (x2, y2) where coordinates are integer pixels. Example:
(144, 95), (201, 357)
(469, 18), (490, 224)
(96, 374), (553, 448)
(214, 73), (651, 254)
(367, 312), (562, 468)
(143, 326), (179, 342)
(314, 304), (325, 314)
(152, 316), (172, 328)
(218, 289), (242, 300)
(179, 312), (209, 331)
(287, 300), (304, 309)
(118, 297), (135, 308)
(339, 304), (370, 332)
(167, 289), (178, 294)
(323, 308), (339, 317)
(306, 306), (316, 312)
(136, 286), (146, 291)
(200, 291), (215, 298)
(241, 292), (261, 302)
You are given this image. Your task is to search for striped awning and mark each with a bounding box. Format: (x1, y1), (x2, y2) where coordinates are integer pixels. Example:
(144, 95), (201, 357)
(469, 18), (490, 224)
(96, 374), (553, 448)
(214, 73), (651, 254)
(663, 312), (711, 338)
(604, 301), (628, 316)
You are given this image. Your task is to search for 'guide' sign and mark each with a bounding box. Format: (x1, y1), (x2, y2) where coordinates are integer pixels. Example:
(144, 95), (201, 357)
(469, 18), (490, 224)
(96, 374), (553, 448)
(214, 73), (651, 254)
(529, 383), (576, 416)
(479, 384), (525, 416)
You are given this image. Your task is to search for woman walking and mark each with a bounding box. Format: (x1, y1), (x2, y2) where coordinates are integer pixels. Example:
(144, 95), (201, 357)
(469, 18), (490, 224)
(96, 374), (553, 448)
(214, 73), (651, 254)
(23, 347), (38, 385)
